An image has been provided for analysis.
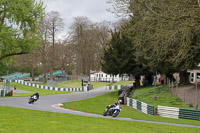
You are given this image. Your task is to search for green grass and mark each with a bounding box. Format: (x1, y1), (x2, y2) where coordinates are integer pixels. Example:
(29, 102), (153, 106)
(0, 106), (199, 133)
(91, 82), (110, 88)
(131, 86), (192, 109)
(57, 81), (82, 88)
(111, 81), (134, 86)
(57, 81), (110, 89)
(62, 91), (200, 126)
(36, 82), (47, 86)
(0, 83), (71, 97)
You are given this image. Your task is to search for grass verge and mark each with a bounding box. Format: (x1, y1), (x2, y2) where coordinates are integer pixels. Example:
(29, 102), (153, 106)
(52, 81), (109, 89)
(0, 82), (71, 97)
(0, 106), (199, 133)
(111, 81), (134, 86)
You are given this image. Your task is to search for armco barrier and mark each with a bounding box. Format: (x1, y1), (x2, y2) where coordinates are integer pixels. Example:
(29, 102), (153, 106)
(12, 80), (88, 92)
(157, 105), (179, 119)
(0, 89), (4, 97)
(158, 105), (200, 121)
(179, 108), (200, 121)
(106, 85), (124, 90)
(127, 97), (154, 115)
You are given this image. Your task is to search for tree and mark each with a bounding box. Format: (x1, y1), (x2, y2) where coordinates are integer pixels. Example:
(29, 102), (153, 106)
(37, 18), (50, 83)
(0, 0), (44, 60)
(102, 29), (147, 87)
(108, 0), (200, 84)
(14, 50), (40, 81)
(69, 16), (110, 76)
(45, 11), (64, 80)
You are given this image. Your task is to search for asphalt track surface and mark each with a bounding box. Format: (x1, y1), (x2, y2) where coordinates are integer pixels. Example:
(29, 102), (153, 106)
(0, 86), (200, 129)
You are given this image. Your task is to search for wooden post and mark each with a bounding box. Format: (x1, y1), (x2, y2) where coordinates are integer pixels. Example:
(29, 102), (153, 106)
(196, 82), (198, 109)
(184, 87), (186, 102)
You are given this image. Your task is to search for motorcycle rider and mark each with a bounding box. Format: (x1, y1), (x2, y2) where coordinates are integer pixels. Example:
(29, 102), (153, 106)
(109, 100), (122, 108)
(31, 92), (39, 101)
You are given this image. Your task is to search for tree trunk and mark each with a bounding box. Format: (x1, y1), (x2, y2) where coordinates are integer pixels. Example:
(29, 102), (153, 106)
(31, 65), (35, 81)
(135, 75), (141, 88)
(50, 66), (53, 80)
(179, 70), (189, 85)
(43, 61), (47, 83)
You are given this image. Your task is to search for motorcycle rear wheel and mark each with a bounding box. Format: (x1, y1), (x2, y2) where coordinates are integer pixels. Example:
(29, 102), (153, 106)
(103, 110), (108, 116)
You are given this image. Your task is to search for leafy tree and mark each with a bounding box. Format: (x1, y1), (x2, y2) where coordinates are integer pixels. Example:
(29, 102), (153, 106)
(0, 0), (44, 60)
(102, 29), (148, 87)
(108, 0), (200, 84)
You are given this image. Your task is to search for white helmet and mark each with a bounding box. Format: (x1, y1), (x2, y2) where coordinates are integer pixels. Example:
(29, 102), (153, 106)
(118, 100), (122, 104)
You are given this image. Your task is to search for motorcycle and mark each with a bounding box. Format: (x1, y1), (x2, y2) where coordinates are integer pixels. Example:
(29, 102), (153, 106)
(103, 104), (121, 117)
(28, 95), (38, 104)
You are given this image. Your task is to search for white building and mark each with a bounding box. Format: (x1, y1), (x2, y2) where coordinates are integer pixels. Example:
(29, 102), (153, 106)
(90, 71), (131, 82)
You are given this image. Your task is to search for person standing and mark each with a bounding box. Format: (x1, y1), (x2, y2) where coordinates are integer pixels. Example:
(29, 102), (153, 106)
(14, 85), (16, 90)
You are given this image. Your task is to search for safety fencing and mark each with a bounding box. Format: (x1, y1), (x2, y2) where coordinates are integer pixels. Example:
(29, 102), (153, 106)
(126, 97), (154, 115)
(11, 80), (88, 92)
(158, 105), (200, 121)
(106, 85), (124, 90)
(126, 98), (200, 121)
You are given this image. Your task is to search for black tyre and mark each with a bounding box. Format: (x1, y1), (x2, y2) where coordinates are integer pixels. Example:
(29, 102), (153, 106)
(103, 110), (108, 116)
(28, 98), (34, 104)
(112, 110), (119, 117)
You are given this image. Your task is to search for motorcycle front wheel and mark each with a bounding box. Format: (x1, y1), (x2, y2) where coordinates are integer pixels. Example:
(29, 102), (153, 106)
(112, 110), (119, 117)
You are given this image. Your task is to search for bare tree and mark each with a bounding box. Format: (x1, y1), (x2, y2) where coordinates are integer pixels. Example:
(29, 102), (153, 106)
(37, 19), (50, 83)
(69, 16), (110, 76)
(14, 50), (40, 81)
(46, 11), (64, 80)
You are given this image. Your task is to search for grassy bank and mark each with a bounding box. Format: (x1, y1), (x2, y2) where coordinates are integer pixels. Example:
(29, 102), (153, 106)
(131, 86), (192, 109)
(0, 106), (199, 133)
(62, 90), (200, 126)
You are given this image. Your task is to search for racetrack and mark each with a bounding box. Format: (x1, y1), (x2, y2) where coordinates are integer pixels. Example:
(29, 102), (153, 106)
(0, 86), (200, 128)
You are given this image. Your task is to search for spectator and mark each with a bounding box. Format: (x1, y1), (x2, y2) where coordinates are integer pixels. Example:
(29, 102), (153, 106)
(14, 85), (16, 90)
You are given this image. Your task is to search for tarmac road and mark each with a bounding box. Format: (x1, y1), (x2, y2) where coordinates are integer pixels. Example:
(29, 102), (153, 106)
(0, 86), (200, 128)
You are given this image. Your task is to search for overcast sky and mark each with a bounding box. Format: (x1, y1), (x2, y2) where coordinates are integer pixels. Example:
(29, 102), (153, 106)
(36, 0), (119, 40)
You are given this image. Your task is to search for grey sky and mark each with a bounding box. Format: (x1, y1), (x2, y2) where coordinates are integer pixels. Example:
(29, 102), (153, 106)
(36, 0), (118, 40)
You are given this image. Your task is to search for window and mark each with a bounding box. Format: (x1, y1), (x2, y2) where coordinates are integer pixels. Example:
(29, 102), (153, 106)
(190, 72), (195, 83)
(197, 73), (200, 79)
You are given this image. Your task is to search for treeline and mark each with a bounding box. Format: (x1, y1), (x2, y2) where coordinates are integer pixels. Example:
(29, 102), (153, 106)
(11, 13), (112, 82)
(102, 0), (200, 86)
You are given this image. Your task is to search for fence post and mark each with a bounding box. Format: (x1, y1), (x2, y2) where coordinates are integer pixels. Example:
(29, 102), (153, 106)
(176, 83), (178, 96)
(184, 87), (186, 102)
(196, 82), (198, 109)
